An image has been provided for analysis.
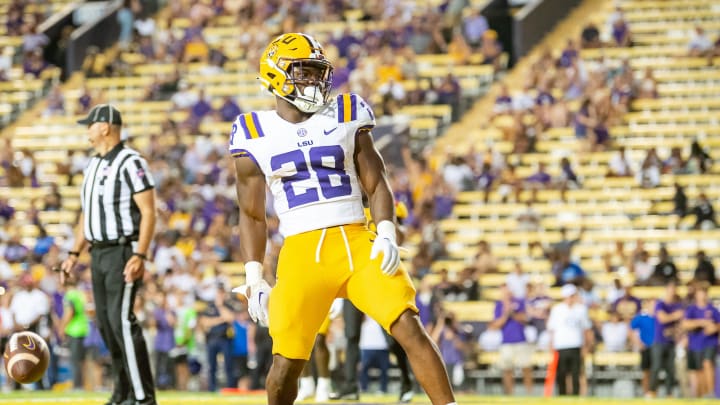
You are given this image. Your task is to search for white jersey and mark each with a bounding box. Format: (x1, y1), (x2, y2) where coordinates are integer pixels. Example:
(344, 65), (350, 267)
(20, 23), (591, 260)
(229, 93), (375, 237)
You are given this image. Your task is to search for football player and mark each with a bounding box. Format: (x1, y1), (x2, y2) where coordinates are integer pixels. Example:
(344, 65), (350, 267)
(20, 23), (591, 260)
(230, 32), (457, 405)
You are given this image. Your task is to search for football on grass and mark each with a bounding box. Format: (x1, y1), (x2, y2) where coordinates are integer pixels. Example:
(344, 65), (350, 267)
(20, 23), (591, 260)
(3, 331), (50, 384)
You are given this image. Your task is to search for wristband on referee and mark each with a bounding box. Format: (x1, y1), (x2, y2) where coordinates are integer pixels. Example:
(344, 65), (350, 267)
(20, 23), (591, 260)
(133, 252), (148, 261)
(244, 261), (263, 285)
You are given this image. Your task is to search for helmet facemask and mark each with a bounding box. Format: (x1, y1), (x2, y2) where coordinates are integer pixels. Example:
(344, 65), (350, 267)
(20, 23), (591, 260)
(283, 59), (333, 113)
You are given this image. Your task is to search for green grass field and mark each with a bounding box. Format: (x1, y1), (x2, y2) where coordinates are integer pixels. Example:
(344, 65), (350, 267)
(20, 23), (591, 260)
(0, 392), (716, 405)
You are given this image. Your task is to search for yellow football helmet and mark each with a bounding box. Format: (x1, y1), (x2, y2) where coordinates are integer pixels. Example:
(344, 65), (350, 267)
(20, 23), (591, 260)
(259, 32), (333, 113)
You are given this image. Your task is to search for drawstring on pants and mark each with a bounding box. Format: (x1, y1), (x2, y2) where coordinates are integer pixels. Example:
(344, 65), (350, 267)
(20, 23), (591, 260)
(315, 226), (354, 271)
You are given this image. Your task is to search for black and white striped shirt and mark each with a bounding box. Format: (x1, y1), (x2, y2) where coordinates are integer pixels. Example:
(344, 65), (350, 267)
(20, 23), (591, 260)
(81, 142), (155, 242)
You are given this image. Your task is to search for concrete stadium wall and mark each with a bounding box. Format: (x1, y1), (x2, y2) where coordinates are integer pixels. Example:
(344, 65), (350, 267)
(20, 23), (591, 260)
(513, 0), (583, 59)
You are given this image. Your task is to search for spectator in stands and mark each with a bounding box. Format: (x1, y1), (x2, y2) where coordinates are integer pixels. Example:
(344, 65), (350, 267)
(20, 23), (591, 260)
(359, 316), (390, 394)
(497, 163), (521, 203)
(23, 49), (48, 79)
(43, 85), (65, 117)
(0, 198), (15, 221)
(693, 250), (716, 286)
(602, 310), (629, 352)
(613, 284), (642, 323)
(172, 81), (199, 110)
(558, 255), (587, 287)
(630, 299), (655, 396)
(437, 74), (462, 119)
(631, 249), (653, 286)
(448, 30), (471, 65)
(21, 23), (49, 54)
(580, 22), (601, 49)
(491, 284), (533, 395)
(557, 157), (580, 201)
(610, 13), (632, 47)
(442, 155), (474, 192)
(3, 232), (28, 263)
(672, 183), (688, 224)
(524, 162), (552, 203)
(526, 282), (552, 349)
(607, 146), (634, 177)
(687, 140), (712, 174)
(663, 147), (686, 174)
(474, 240), (499, 274)
(475, 162), (495, 203)
(479, 29), (502, 69)
(492, 84), (513, 116)
(506, 261), (530, 299)
(456, 267), (480, 301)
(688, 26), (714, 57)
(515, 201), (541, 232)
(462, 8), (488, 49)
(682, 282), (720, 398)
(635, 67), (658, 99)
(637, 148), (661, 188)
(430, 311), (466, 389)
(117, 0), (135, 50)
(217, 96), (241, 122)
(548, 284), (593, 396)
(649, 281), (683, 398)
(650, 246), (679, 286)
(198, 286), (235, 392)
(152, 291), (175, 390)
(692, 193), (716, 230)
(574, 98), (594, 142)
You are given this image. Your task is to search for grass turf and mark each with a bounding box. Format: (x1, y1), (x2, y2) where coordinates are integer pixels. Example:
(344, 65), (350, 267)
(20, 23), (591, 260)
(0, 392), (717, 405)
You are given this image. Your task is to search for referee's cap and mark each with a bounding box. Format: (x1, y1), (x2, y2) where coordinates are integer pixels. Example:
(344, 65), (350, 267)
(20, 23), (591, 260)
(77, 104), (122, 126)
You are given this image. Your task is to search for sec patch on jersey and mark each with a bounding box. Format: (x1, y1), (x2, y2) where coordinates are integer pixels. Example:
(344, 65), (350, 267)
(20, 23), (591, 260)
(4, 331), (50, 384)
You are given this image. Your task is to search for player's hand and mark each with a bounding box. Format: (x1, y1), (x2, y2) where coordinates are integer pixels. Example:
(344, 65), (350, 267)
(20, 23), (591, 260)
(233, 281), (271, 327)
(232, 261), (271, 327)
(329, 298), (344, 319)
(370, 220), (400, 276)
(123, 255), (145, 283)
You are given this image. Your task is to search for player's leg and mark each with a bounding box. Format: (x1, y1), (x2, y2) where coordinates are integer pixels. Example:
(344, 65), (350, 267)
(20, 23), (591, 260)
(386, 332), (413, 402)
(344, 225), (455, 404)
(313, 333), (331, 401)
(388, 311), (456, 404)
(266, 230), (343, 405)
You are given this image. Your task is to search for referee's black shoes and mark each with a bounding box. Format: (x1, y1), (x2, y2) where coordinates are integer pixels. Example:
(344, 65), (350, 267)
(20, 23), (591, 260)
(328, 386), (360, 400)
(104, 399), (157, 405)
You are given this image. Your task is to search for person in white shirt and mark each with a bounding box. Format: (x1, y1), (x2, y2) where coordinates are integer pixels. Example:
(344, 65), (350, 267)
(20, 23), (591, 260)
(358, 316), (390, 393)
(608, 146), (634, 177)
(688, 26), (713, 57)
(506, 261), (530, 299)
(547, 284), (593, 396)
(601, 311), (629, 352)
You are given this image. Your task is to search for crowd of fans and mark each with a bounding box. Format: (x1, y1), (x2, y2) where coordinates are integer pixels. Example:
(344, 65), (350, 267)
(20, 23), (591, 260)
(0, 0), (719, 399)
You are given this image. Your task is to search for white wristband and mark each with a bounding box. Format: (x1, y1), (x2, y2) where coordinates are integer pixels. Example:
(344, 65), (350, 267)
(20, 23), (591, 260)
(244, 261), (263, 285)
(376, 220), (396, 241)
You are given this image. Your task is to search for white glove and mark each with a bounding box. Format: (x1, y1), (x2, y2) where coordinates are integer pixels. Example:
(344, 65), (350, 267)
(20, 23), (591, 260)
(232, 261), (271, 327)
(370, 220), (401, 276)
(328, 298), (344, 319)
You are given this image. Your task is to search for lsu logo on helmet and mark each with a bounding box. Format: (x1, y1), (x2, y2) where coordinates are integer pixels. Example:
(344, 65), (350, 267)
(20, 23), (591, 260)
(259, 33), (333, 113)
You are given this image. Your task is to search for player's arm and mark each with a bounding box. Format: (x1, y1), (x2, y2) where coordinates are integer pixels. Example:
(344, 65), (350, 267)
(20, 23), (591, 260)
(355, 129), (394, 224)
(232, 156), (271, 326)
(354, 129), (401, 275)
(234, 157), (267, 265)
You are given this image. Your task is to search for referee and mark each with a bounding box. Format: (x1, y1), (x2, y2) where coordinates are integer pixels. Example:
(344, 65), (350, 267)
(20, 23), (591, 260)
(60, 104), (157, 405)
